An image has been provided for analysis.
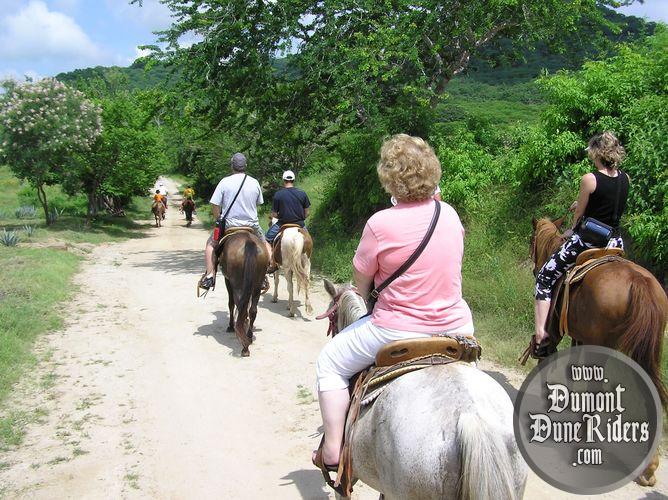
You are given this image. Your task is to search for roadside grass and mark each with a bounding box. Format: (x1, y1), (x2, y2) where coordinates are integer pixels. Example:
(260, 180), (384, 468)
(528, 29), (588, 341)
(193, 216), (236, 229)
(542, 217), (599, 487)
(0, 166), (154, 448)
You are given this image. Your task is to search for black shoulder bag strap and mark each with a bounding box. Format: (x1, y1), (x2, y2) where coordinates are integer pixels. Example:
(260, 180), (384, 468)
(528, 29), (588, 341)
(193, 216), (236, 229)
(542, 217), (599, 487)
(365, 199), (441, 315)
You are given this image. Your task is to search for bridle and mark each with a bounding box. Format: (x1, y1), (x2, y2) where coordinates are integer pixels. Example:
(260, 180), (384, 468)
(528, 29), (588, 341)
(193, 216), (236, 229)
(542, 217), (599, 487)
(315, 287), (363, 337)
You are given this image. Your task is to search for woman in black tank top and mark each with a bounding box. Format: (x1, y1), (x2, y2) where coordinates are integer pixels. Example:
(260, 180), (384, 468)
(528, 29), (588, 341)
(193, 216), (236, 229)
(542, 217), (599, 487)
(532, 132), (630, 352)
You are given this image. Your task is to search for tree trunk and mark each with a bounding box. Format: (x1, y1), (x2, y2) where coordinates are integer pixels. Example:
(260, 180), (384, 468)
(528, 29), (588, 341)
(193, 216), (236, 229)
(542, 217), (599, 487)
(86, 184), (99, 226)
(36, 183), (50, 225)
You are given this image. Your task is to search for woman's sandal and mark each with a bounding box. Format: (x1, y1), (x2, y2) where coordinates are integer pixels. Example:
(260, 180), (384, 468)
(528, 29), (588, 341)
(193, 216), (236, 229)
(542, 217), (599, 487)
(312, 436), (344, 496)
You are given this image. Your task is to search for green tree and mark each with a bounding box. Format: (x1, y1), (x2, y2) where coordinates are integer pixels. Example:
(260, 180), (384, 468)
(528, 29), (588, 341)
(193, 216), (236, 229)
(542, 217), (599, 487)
(0, 78), (102, 223)
(64, 92), (161, 221)
(512, 30), (668, 268)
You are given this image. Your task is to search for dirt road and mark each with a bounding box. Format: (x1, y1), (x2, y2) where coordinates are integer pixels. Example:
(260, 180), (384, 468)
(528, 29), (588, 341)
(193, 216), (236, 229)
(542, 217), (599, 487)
(0, 178), (665, 499)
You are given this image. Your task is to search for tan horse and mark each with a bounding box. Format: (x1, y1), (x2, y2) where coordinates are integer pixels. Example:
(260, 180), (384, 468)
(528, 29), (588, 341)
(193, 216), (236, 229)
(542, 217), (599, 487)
(531, 217), (668, 486)
(218, 230), (269, 356)
(272, 225), (313, 317)
(151, 201), (165, 227)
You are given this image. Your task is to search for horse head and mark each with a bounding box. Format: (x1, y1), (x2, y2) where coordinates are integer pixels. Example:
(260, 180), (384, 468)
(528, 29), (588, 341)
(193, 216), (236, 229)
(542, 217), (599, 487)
(531, 217), (565, 275)
(317, 279), (366, 336)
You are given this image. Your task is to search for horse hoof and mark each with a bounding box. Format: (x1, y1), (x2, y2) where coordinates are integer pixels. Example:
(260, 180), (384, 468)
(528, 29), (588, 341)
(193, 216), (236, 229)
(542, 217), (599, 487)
(636, 474), (656, 487)
(272, 297), (277, 303)
(241, 349), (250, 357)
(226, 325), (234, 333)
(289, 312), (295, 318)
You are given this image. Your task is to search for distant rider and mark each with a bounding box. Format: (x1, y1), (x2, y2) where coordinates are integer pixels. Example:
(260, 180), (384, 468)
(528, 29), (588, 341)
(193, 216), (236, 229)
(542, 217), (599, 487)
(183, 185), (195, 200)
(265, 170), (311, 273)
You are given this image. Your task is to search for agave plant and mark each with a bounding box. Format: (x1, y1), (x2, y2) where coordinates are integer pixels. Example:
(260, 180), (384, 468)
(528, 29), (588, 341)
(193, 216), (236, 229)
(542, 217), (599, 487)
(14, 205), (37, 219)
(23, 225), (35, 237)
(1, 229), (20, 247)
(47, 207), (64, 224)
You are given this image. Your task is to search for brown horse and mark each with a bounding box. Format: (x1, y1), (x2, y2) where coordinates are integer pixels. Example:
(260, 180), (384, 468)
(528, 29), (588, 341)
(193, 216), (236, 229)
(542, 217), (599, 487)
(151, 201), (165, 227)
(531, 217), (667, 485)
(181, 198), (195, 227)
(531, 217), (667, 401)
(218, 230), (269, 356)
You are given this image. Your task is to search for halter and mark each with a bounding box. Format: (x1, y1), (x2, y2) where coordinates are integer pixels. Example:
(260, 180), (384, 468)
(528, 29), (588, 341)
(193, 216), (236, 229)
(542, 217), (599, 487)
(315, 287), (363, 337)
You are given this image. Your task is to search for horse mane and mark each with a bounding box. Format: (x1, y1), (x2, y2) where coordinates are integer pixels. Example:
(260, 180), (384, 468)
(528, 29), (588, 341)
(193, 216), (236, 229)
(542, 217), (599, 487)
(533, 218), (564, 269)
(338, 289), (367, 331)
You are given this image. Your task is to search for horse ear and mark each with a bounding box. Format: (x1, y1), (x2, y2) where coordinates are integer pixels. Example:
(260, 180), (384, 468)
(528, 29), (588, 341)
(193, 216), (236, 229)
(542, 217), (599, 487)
(323, 279), (337, 298)
(531, 217), (537, 229)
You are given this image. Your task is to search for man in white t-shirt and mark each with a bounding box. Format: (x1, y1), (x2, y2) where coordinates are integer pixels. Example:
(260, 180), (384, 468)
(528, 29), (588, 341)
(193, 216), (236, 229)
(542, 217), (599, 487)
(200, 153), (270, 290)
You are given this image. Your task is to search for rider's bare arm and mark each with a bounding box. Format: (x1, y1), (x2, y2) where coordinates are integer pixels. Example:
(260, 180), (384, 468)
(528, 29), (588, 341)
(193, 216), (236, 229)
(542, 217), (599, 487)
(570, 173), (596, 231)
(353, 268), (374, 301)
(211, 204), (221, 224)
(304, 207), (310, 218)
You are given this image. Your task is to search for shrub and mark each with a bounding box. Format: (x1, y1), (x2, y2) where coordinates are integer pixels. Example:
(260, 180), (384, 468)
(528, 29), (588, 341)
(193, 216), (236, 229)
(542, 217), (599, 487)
(14, 205), (37, 219)
(0, 229), (19, 246)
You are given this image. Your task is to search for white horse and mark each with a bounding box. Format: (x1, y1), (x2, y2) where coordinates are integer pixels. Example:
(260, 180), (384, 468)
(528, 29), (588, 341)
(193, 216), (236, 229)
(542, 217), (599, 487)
(322, 279), (528, 500)
(272, 226), (312, 317)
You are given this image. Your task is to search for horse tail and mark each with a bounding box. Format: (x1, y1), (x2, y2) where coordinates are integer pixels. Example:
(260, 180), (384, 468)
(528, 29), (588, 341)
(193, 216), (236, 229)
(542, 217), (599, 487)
(236, 239), (257, 335)
(284, 230), (309, 294)
(617, 272), (668, 408)
(458, 413), (520, 500)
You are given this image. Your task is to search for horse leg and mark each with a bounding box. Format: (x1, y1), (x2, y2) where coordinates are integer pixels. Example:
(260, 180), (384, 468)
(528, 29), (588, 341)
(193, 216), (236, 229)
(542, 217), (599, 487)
(303, 256), (312, 315)
(287, 269), (295, 317)
(225, 278), (235, 332)
(247, 289), (261, 344)
(272, 270), (279, 303)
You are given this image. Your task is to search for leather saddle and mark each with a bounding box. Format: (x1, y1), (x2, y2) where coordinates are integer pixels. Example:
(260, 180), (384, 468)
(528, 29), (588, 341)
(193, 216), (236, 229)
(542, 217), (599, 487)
(328, 335), (481, 497)
(520, 247), (626, 364)
(272, 224), (312, 265)
(375, 335), (480, 367)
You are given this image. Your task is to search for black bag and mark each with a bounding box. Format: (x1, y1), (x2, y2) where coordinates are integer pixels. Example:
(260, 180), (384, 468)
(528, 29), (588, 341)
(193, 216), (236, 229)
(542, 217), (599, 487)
(577, 218), (614, 247)
(365, 200), (441, 315)
(577, 172), (622, 247)
(214, 174), (248, 242)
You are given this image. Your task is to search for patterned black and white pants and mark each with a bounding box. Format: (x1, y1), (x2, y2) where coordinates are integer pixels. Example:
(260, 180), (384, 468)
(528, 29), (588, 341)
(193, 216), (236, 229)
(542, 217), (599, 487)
(534, 233), (624, 301)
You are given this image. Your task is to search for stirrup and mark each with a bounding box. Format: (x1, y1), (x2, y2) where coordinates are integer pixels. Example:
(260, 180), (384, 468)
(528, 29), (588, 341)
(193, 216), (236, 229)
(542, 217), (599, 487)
(519, 335), (551, 365)
(312, 436), (344, 496)
(197, 275), (215, 298)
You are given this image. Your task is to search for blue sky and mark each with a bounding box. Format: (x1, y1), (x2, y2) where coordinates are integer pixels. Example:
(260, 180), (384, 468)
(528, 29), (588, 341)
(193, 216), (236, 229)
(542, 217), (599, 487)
(0, 0), (666, 80)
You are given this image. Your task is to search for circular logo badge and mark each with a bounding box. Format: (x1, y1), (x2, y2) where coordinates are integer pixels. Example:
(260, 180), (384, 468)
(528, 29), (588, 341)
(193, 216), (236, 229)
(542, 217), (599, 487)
(514, 346), (662, 494)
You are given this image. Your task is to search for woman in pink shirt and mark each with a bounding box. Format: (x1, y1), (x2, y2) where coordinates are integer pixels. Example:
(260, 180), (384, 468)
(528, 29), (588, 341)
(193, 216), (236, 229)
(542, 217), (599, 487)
(314, 134), (473, 468)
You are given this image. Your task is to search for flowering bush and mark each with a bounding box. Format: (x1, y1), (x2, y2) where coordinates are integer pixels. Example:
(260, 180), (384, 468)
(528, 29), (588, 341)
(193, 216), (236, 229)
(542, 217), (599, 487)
(0, 78), (102, 223)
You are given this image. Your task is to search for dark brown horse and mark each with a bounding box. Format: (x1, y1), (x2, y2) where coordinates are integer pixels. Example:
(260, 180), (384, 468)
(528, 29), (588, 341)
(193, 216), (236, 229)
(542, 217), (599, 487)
(531, 217), (667, 485)
(151, 201), (165, 227)
(218, 230), (269, 356)
(181, 198), (195, 227)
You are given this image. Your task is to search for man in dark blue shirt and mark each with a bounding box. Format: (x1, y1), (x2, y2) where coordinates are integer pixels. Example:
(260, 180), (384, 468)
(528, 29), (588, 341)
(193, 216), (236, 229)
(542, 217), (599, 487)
(266, 170), (310, 272)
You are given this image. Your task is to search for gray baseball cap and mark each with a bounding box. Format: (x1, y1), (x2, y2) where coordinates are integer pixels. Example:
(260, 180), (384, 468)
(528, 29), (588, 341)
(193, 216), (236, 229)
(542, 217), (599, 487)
(231, 153), (247, 171)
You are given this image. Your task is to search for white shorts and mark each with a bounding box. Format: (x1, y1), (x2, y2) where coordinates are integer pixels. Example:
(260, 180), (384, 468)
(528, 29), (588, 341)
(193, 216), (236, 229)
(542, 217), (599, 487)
(315, 316), (475, 392)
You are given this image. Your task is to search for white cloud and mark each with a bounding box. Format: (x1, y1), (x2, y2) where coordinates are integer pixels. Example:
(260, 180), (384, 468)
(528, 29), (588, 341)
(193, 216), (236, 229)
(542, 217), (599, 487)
(105, 0), (173, 31)
(0, 1), (102, 62)
(135, 46), (153, 58)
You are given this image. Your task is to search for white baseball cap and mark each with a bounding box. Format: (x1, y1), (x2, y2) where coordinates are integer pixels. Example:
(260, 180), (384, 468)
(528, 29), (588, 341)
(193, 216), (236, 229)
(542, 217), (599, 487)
(282, 170), (295, 181)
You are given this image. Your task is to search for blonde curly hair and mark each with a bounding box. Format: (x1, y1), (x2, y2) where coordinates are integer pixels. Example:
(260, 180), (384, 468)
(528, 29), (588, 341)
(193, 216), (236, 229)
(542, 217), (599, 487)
(587, 131), (626, 169)
(377, 134), (441, 202)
